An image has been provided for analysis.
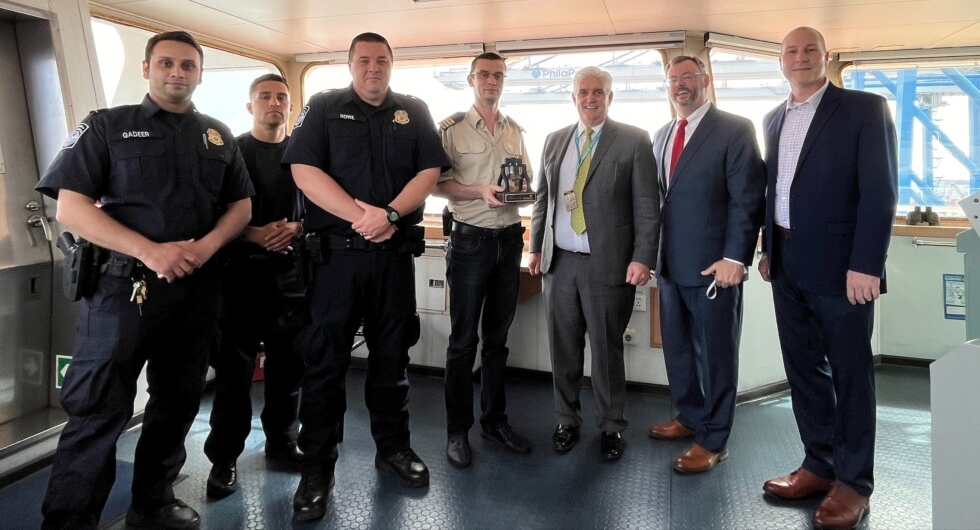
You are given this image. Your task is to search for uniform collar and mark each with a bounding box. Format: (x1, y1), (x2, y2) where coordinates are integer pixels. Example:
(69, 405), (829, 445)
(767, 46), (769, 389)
(466, 105), (506, 130)
(140, 94), (197, 119)
(346, 83), (396, 111)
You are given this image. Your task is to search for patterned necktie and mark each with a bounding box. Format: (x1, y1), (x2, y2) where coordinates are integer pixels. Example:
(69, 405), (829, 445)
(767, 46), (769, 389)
(669, 118), (688, 186)
(570, 127), (592, 234)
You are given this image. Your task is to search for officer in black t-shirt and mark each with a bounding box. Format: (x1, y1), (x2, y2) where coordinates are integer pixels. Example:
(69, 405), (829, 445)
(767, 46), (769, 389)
(35, 31), (253, 530)
(282, 32), (450, 521)
(203, 74), (306, 500)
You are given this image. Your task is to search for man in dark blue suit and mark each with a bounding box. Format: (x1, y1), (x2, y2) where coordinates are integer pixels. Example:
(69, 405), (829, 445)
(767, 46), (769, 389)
(758, 27), (897, 530)
(648, 55), (765, 474)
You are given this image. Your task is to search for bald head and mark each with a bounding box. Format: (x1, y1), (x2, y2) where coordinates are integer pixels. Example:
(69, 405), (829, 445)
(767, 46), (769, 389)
(779, 26), (830, 101)
(782, 26), (827, 53)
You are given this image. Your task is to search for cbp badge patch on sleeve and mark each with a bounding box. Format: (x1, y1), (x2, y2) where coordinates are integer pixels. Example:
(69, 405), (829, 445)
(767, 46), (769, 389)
(61, 123), (90, 150)
(294, 105), (310, 129)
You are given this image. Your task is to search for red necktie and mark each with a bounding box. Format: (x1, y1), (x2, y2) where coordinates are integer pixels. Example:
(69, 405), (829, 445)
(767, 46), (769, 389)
(669, 118), (688, 185)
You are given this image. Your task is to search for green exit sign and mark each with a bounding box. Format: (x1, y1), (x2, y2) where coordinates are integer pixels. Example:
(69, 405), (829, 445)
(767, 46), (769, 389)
(56, 355), (71, 389)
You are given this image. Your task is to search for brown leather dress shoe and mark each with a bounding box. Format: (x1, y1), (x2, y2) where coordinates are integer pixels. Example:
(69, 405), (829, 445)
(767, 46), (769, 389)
(672, 443), (729, 473)
(648, 419), (695, 440)
(763, 467), (834, 500)
(813, 483), (870, 530)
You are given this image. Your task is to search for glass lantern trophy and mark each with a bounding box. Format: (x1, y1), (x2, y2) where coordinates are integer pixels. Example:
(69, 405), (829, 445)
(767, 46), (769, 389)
(494, 156), (535, 204)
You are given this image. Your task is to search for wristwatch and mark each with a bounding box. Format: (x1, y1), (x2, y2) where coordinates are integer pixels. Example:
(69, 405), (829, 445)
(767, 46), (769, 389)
(384, 205), (400, 224)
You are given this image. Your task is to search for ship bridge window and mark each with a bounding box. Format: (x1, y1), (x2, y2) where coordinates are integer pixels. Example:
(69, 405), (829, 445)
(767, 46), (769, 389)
(842, 59), (980, 220)
(90, 18), (280, 135)
(706, 49), (785, 160)
(304, 47), (673, 215)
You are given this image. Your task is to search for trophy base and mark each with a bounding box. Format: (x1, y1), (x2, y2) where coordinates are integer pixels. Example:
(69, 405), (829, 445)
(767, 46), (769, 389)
(495, 191), (537, 204)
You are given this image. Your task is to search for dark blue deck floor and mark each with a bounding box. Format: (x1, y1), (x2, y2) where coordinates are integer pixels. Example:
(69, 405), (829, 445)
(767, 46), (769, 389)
(3, 364), (931, 529)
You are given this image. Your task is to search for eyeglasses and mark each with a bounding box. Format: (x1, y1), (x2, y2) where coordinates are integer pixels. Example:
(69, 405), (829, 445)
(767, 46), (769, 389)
(663, 73), (705, 86)
(472, 71), (505, 81)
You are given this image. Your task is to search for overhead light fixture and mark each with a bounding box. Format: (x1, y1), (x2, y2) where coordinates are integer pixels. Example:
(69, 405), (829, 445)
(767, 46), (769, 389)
(705, 33), (780, 57)
(496, 31), (686, 54)
(296, 42), (484, 63)
(839, 46), (980, 65)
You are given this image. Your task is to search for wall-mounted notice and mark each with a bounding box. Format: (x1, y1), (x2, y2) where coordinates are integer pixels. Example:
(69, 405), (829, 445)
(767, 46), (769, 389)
(944, 274), (966, 320)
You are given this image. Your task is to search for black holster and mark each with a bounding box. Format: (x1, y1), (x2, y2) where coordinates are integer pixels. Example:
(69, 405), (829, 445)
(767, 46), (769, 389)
(399, 225), (426, 257)
(442, 206), (452, 236)
(290, 235), (311, 289)
(56, 232), (99, 301)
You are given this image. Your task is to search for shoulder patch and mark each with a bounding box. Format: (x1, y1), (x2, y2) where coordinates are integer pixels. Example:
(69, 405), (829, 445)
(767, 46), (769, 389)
(439, 112), (467, 131)
(506, 115), (525, 133)
(61, 123), (90, 150)
(294, 105), (310, 129)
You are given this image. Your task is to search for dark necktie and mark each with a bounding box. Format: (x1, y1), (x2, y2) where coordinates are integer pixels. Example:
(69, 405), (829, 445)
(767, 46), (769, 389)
(669, 118), (688, 185)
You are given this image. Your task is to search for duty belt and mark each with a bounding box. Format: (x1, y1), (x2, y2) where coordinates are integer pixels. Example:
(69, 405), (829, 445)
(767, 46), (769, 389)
(99, 249), (140, 278)
(323, 233), (395, 251)
(451, 221), (525, 239)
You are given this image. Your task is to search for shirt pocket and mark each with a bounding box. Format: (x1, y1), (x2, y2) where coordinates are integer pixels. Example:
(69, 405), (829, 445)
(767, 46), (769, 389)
(109, 138), (168, 194)
(330, 119), (369, 175)
(502, 137), (523, 158)
(385, 124), (419, 180)
(199, 144), (230, 199)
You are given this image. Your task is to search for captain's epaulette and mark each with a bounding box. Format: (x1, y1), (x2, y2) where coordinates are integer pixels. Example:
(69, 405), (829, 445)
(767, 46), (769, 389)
(439, 112), (467, 130)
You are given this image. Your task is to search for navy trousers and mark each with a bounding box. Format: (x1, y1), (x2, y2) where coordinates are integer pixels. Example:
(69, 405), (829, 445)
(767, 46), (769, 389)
(41, 270), (219, 530)
(295, 248), (419, 475)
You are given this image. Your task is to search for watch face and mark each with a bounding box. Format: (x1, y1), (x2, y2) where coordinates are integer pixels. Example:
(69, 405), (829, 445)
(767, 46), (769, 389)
(386, 208), (399, 222)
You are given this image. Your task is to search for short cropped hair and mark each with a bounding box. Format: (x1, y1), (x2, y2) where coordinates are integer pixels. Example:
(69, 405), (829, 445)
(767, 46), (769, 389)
(249, 73), (289, 98)
(470, 52), (506, 74)
(145, 31), (204, 65)
(667, 55), (707, 73)
(348, 32), (393, 62)
(573, 66), (613, 92)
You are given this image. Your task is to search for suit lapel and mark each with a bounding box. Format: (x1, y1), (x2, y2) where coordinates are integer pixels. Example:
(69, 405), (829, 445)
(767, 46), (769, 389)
(764, 106), (786, 168)
(669, 106), (718, 193)
(795, 83), (840, 175)
(654, 125), (670, 191)
(550, 124), (577, 203)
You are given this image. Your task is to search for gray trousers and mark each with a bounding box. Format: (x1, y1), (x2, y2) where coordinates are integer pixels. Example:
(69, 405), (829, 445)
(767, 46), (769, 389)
(543, 249), (634, 433)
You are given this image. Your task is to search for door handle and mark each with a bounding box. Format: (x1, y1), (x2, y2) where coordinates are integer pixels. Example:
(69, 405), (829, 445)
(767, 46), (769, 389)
(27, 214), (53, 242)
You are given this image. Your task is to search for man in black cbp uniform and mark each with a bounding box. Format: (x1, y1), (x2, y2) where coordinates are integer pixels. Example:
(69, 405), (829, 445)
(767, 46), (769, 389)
(282, 32), (449, 521)
(204, 74), (306, 499)
(35, 31), (253, 530)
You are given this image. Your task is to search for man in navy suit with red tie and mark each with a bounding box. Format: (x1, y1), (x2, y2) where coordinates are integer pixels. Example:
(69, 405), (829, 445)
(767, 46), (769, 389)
(648, 55), (765, 474)
(758, 27), (897, 530)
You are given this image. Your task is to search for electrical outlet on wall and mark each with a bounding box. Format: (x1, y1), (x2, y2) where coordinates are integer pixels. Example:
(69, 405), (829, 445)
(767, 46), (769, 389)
(633, 291), (647, 312)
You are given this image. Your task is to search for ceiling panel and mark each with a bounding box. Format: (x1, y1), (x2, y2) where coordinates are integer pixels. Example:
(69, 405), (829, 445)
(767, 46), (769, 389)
(191, 0), (526, 22)
(931, 21), (980, 48)
(262, 1), (615, 50)
(94, 0), (246, 28)
(90, 0), (980, 60)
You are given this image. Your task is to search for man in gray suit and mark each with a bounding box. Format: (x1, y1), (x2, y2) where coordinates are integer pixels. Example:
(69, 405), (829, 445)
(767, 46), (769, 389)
(648, 55), (766, 474)
(529, 66), (660, 461)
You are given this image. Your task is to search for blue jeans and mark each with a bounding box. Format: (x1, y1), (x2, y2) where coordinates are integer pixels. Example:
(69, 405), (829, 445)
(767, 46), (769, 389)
(444, 226), (524, 435)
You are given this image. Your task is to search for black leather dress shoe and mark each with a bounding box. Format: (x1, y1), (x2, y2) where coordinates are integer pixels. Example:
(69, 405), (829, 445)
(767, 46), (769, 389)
(206, 463), (239, 499)
(375, 448), (430, 487)
(446, 433), (472, 468)
(482, 423), (532, 454)
(293, 472), (335, 522)
(552, 424), (580, 453)
(125, 499), (200, 530)
(266, 440), (304, 469)
(601, 431), (625, 461)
